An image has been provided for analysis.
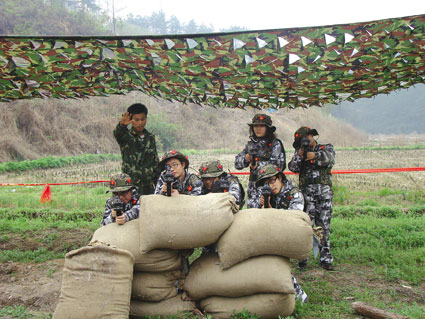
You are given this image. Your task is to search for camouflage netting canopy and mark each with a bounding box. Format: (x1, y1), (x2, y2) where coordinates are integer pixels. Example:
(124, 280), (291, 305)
(1, 14), (425, 108)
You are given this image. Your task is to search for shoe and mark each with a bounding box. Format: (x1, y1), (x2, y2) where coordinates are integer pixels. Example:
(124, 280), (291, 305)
(320, 261), (335, 271)
(296, 290), (309, 304)
(298, 260), (308, 269)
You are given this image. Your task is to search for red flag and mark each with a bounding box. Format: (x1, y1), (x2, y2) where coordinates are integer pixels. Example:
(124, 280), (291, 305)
(40, 185), (52, 203)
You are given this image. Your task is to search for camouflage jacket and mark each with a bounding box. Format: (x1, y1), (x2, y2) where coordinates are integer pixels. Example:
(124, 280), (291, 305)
(201, 173), (244, 208)
(253, 179), (304, 211)
(235, 137), (286, 181)
(101, 189), (140, 226)
(113, 123), (159, 195)
(154, 169), (203, 196)
(288, 143), (335, 189)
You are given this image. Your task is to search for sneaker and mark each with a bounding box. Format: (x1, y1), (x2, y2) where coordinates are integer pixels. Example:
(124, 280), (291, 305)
(320, 261), (335, 271)
(296, 290), (309, 304)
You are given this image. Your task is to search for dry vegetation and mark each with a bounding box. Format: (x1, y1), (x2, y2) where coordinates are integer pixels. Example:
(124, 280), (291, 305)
(0, 92), (373, 162)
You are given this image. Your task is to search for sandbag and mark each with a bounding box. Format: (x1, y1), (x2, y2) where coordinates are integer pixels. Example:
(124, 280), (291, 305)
(139, 193), (237, 253)
(130, 294), (196, 317)
(132, 269), (184, 302)
(217, 209), (313, 269)
(184, 253), (294, 300)
(53, 242), (134, 319)
(200, 294), (295, 319)
(91, 220), (182, 272)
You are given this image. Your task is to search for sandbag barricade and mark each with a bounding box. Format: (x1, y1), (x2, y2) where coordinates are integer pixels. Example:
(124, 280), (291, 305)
(184, 253), (294, 300)
(217, 208), (313, 269)
(91, 219), (182, 272)
(200, 293), (295, 319)
(130, 294), (196, 317)
(139, 193), (238, 253)
(52, 242), (134, 319)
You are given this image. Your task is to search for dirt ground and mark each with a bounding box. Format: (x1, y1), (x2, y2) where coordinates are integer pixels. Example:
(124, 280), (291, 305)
(1, 258), (424, 318)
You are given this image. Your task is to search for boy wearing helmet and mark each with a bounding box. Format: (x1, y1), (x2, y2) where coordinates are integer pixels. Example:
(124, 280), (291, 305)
(101, 173), (140, 226)
(154, 150), (203, 196)
(198, 160), (245, 209)
(288, 126), (335, 271)
(254, 164), (303, 210)
(235, 114), (286, 208)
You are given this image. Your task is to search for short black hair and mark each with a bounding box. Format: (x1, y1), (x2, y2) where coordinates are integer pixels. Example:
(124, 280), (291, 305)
(127, 103), (148, 115)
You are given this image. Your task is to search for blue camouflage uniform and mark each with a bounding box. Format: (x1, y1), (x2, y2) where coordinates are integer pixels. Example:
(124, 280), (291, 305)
(253, 179), (304, 211)
(155, 169), (203, 196)
(101, 188), (140, 226)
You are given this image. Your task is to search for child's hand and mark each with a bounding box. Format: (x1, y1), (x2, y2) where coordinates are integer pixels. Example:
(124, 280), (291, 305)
(120, 112), (132, 126)
(116, 214), (126, 225)
(245, 154), (251, 162)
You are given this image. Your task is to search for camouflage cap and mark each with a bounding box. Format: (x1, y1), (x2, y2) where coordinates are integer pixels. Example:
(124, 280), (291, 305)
(293, 126), (319, 148)
(255, 164), (285, 186)
(110, 173), (133, 192)
(248, 113), (276, 132)
(199, 160), (225, 178)
(158, 150), (189, 170)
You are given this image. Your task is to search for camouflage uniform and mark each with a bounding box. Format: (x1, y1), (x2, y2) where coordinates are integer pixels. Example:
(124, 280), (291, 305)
(253, 164), (304, 211)
(198, 160), (245, 209)
(101, 173), (140, 226)
(288, 127), (335, 267)
(154, 150), (203, 196)
(113, 122), (159, 195)
(235, 114), (286, 208)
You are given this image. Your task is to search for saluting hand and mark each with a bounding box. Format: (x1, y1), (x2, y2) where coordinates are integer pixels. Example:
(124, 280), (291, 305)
(120, 112), (132, 126)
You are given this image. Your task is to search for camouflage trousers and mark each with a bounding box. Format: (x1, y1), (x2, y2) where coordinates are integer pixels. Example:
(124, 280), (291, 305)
(246, 181), (258, 209)
(292, 275), (308, 303)
(303, 184), (333, 264)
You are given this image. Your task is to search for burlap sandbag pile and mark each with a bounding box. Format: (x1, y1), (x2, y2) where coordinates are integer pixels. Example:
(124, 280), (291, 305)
(52, 242), (134, 319)
(182, 208), (313, 318)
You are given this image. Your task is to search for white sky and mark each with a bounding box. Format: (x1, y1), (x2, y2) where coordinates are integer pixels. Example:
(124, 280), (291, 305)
(113, 0), (425, 31)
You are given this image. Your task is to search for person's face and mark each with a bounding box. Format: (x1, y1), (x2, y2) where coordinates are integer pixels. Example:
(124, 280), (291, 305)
(307, 134), (316, 147)
(166, 158), (185, 179)
(113, 189), (132, 204)
(264, 175), (284, 195)
(253, 124), (267, 137)
(202, 177), (219, 190)
(131, 113), (147, 134)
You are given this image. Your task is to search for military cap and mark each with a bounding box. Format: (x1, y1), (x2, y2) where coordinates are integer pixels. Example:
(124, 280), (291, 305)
(110, 173), (133, 192)
(248, 113), (276, 132)
(255, 164), (285, 186)
(158, 150), (189, 171)
(292, 126), (319, 148)
(199, 160), (225, 178)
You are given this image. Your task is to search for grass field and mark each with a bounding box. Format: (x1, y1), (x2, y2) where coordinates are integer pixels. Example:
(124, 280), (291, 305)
(0, 148), (424, 318)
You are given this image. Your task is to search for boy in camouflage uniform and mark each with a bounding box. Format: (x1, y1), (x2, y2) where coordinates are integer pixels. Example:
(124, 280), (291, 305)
(288, 126), (335, 270)
(198, 160), (245, 209)
(114, 103), (159, 195)
(254, 164), (304, 211)
(155, 150), (202, 196)
(235, 114), (286, 208)
(101, 173), (140, 226)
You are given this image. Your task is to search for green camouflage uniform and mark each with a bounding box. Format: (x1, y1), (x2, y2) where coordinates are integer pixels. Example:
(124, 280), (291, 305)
(113, 123), (159, 195)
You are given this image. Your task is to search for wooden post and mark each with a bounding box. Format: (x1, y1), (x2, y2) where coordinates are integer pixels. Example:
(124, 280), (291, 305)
(351, 302), (409, 319)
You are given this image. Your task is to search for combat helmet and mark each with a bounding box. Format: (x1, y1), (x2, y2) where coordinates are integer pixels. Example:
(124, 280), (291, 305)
(248, 114), (276, 132)
(292, 126), (319, 148)
(158, 150), (189, 171)
(199, 160), (225, 178)
(110, 173), (133, 192)
(255, 164), (285, 186)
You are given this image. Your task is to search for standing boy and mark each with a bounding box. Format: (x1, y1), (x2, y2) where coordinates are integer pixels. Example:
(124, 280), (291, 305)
(114, 103), (159, 195)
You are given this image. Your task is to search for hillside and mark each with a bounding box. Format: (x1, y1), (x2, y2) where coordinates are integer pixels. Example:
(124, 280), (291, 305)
(0, 92), (368, 162)
(330, 84), (425, 134)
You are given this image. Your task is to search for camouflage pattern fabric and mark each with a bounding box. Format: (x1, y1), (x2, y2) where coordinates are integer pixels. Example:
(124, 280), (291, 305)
(253, 179), (304, 211)
(288, 143), (335, 189)
(109, 172), (133, 192)
(289, 143), (335, 264)
(201, 172), (244, 208)
(303, 184), (334, 265)
(113, 123), (159, 195)
(154, 169), (202, 195)
(235, 138), (286, 208)
(292, 275), (308, 304)
(1, 15), (425, 107)
(101, 188), (140, 226)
